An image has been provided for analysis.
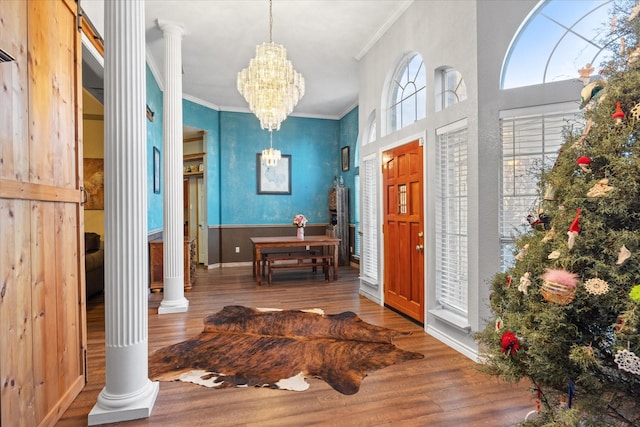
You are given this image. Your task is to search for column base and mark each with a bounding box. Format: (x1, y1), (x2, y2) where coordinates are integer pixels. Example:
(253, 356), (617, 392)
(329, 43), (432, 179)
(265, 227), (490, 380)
(88, 380), (159, 425)
(158, 296), (189, 314)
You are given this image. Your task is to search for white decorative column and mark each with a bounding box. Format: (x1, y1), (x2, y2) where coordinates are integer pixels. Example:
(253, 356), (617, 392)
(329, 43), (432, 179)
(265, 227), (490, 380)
(89, 0), (159, 424)
(157, 20), (189, 314)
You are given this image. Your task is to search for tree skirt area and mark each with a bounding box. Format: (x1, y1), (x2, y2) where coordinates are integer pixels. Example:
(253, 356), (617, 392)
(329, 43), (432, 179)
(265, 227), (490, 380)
(149, 305), (424, 395)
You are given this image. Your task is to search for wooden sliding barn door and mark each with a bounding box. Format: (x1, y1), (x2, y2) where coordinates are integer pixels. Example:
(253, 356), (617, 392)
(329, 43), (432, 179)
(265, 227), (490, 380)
(0, 1), (86, 425)
(382, 141), (425, 323)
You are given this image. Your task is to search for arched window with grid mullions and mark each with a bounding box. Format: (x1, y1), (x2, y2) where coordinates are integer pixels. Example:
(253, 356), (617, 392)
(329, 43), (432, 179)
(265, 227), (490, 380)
(388, 53), (426, 132)
(435, 67), (467, 112)
(501, 0), (616, 89)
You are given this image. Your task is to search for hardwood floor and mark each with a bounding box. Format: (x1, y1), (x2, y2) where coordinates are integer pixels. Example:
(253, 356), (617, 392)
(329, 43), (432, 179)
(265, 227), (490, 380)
(58, 265), (535, 426)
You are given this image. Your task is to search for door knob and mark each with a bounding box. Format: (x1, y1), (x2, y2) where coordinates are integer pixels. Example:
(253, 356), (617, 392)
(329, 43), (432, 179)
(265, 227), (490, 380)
(416, 244), (424, 251)
(418, 231), (424, 237)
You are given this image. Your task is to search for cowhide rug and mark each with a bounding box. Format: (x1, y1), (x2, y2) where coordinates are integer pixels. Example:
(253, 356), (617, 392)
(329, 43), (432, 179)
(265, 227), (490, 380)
(148, 305), (424, 395)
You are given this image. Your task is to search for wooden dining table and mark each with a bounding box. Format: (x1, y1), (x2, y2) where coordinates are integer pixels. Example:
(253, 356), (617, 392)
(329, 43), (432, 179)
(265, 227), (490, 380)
(249, 235), (341, 286)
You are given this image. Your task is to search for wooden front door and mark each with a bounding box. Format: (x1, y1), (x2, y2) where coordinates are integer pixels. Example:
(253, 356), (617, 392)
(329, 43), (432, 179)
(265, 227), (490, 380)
(0, 1), (86, 425)
(382, 140), (424, 323)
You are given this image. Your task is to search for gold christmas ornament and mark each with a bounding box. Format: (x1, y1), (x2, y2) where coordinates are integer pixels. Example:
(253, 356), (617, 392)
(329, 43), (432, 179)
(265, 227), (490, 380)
(584, 277), (610, 295)
(544, 184), (557, 200)
(616, 245), (632, 265)
(540, 269), (579, 305)
(542, 226), (556, 243)
(631, 102), (640, 121)
(587, 178), (615, 197)
(518, 272), (532, 295)
(548, 250), (561, 260)
(578, 63), (595, 85)
(515, 244), (530, 261)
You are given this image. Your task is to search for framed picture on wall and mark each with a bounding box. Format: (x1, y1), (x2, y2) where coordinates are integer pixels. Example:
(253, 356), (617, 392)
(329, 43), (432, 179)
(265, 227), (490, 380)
(83, 158), (105, 210)
(256, 153), (291, 194)
(341, 146), (350, 171)
(153, 147), (161, 194)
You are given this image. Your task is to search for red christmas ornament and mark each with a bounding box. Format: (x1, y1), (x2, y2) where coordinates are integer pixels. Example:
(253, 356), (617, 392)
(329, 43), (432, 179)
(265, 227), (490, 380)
(612, 101), (625, 125)
(576, 156), (592, 173)
(567, 207), (581, 250)
(501, 331), (520, 355)
(569, 208), (581, 234)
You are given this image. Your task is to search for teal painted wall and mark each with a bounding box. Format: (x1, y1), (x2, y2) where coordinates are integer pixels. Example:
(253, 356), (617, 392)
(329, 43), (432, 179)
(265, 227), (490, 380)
(146, 84), (359, 230)
(220, 111), (340, 225)
(338, 107), (358, 223)
(146, 65), (163, 232)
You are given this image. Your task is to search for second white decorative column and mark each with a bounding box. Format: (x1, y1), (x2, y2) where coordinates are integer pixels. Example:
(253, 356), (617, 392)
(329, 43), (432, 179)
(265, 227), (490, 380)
(157, 20), (189, 314)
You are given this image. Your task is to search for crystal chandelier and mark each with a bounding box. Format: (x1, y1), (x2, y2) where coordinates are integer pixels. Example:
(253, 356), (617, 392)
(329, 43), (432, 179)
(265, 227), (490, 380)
(237, 0), (305, 132)
(262, 131), (281, 167)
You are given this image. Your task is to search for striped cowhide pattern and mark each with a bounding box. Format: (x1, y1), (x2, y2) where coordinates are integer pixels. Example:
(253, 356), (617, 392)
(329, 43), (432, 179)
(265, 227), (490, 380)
(149, 305), (424, 394)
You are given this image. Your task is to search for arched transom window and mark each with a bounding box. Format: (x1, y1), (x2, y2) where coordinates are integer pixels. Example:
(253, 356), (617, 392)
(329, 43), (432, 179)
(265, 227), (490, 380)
(502, 0), (616, 89)
(388, 53), (426, 132)
(435, 67), (467, 112)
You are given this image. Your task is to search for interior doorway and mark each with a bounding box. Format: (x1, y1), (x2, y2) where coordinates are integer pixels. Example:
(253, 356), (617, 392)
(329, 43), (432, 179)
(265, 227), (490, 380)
(183, 128), (208, 266)
(382, 140), (425, 323)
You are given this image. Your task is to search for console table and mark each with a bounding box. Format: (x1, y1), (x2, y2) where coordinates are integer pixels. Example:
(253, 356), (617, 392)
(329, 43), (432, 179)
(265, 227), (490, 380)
(149, 237), (196, 292)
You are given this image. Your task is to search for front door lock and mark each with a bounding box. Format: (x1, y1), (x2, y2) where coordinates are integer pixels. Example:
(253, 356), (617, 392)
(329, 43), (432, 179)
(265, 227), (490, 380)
(416, 244), (424, 251)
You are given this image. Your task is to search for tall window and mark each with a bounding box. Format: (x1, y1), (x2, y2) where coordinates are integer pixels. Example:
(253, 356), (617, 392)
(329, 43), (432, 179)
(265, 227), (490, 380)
(353, 174), (361, 259)
(360, 155), (378, 283)
(355, 114), (377, 260)
(435, 122), (468, 316)
(500, 108), (580, 268)
(435, 67), (467, 112)
(388, 53), (426, 132)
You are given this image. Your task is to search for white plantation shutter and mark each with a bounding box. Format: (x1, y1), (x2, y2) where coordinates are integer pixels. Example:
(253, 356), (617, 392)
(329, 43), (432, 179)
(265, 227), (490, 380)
(500, 108), (580, 269)
(436, 123), (468, 316)
(355, 117), (377, 258)
(354, 174), (361, 258)
(361, 156), (378, 282)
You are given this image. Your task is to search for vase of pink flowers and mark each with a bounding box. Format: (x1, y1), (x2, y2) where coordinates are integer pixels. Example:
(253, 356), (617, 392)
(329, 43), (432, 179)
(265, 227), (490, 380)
(292, 214), (307, 240)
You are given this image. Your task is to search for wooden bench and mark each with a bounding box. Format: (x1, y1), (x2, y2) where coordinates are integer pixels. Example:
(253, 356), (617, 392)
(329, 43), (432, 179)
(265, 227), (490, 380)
(261, 250), (317, 277)
(266, 254), (333, 285)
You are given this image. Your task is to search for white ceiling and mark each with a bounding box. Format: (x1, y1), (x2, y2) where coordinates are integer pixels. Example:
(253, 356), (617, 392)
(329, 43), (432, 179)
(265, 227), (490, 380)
(81, 0), (413, 120)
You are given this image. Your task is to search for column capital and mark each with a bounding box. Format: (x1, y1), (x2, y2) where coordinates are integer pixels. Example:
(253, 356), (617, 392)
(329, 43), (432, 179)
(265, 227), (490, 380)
(156, 19), (185, 37)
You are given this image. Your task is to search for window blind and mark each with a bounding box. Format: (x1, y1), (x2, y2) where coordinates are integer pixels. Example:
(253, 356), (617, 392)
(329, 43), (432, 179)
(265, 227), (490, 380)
(435, 126), (468, 316)
(500, 110), (580, 269)
(361, 156), (378, 281)
(354, 174), (361, 258)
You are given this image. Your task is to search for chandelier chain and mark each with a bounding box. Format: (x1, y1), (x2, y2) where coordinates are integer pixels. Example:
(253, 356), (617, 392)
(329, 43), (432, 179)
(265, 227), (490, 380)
(269, 0), (273, 43)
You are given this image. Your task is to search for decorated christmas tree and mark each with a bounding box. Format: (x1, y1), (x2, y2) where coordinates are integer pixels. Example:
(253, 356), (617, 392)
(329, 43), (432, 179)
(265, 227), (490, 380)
(476, 2), (640, 425)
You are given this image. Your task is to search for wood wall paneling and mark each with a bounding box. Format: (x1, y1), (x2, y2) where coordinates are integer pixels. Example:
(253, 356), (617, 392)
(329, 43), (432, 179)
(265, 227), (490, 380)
(31, 201), (58, 422)
(1, 198), (37, 425)
(0, 0), (28, 182)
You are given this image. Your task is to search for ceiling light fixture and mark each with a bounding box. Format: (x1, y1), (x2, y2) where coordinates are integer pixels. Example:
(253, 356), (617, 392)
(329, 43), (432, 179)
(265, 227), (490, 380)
(261, 131), (281, 167)
(237, 0), (305, 133)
